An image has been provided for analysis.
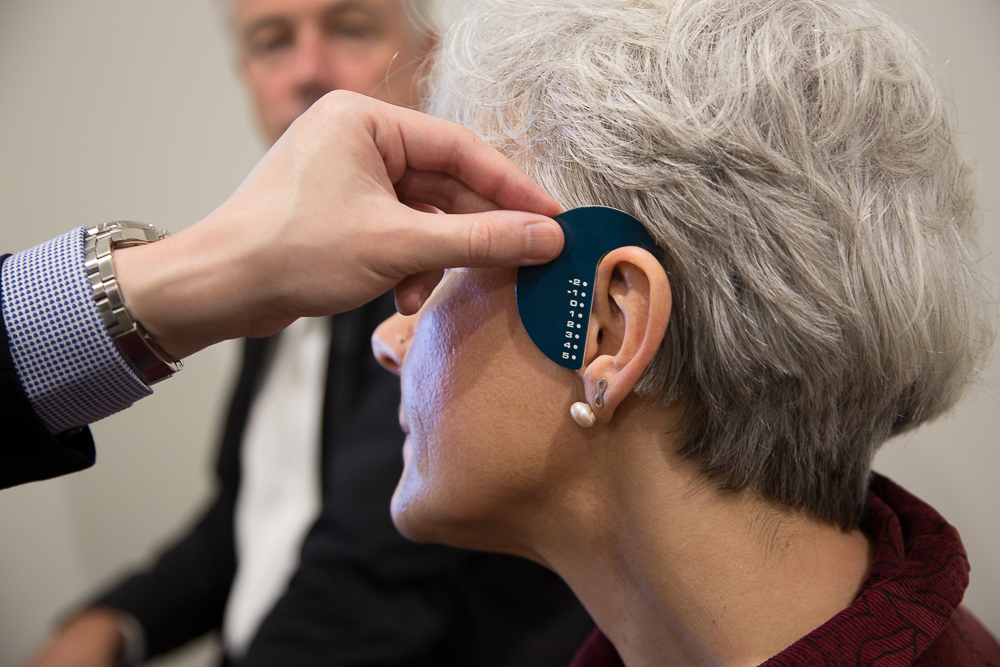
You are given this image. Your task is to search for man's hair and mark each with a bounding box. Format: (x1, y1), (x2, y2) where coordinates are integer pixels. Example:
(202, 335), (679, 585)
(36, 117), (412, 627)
(427, 0), (994, 529)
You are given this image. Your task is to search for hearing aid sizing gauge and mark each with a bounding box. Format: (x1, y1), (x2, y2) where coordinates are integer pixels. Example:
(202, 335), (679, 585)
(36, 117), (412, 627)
(516, 206), (661, 371)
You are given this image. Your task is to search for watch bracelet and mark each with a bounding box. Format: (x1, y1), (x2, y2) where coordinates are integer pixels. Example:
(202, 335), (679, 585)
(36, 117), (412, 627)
(84, 221), (182, 385)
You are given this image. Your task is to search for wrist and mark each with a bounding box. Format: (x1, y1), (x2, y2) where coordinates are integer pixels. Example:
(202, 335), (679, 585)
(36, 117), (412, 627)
(113, 236), (211, 359)
(113, 211), (283, 357)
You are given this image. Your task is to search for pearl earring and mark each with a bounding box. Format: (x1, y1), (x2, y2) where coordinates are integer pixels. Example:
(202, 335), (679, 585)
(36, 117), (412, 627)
(570, 402), (596, 428)
(570, 378), (610, 428)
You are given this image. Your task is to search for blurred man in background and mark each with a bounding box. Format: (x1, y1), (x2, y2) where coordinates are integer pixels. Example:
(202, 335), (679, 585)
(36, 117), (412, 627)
(26, 1), (592, 665)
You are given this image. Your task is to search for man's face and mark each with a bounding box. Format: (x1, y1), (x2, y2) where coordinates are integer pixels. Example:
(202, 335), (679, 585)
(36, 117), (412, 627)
(235, 0), (429, 144)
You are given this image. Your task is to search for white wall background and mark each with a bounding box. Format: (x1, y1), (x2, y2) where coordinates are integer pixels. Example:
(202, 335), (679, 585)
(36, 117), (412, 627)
(0, 1), (996, 666)
(0, 2), (258, 665)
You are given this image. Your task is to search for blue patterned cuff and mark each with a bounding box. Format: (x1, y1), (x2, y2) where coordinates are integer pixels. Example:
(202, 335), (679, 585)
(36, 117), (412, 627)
(0, 227), (152, 433)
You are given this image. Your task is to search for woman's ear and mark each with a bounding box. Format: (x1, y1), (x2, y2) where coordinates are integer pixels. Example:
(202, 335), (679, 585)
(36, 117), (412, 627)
(578, 247), (670, 423)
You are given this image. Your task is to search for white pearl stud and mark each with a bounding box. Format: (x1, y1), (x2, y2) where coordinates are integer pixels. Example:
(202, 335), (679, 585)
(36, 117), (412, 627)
(570, 401), (597, 428)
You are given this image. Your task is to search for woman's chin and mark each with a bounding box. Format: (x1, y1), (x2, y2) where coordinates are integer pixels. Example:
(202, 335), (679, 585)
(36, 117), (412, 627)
(390, 466), (479, 548)
(389, 434), (526, 553)
(392, 435), (433, 540)
(390, 460), (435, 543)
(389, 490), (453, 545)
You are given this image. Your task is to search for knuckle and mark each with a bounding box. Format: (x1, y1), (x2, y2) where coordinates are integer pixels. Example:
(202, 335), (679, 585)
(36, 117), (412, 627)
(316, 90), (365, 117)
(466, 214), (499, 264)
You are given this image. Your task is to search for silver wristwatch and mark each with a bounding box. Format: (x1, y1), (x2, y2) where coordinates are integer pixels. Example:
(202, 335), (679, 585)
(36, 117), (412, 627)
(83, 221), (183, 385)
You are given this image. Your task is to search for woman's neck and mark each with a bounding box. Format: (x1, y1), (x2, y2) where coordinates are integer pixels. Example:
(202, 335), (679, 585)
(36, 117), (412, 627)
(534, 405), (873, 667)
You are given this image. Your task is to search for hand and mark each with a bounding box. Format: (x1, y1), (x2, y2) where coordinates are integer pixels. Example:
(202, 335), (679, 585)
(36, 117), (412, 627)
(114, 91), (564, 359)
(24, 608), (123, 667)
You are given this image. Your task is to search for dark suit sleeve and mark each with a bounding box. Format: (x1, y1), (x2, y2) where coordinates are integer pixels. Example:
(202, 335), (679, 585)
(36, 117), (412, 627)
(94, 488), (237, 657)
(0, 253), (96, 490)
(93, 337), (272, 657)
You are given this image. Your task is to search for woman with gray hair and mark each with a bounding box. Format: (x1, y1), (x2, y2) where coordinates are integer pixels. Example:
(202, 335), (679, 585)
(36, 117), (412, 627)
(372, 0), (1000, 664)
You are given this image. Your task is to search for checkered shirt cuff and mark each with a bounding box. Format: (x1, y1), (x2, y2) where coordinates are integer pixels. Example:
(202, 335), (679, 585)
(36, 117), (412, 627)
(1, 227), (152, 433)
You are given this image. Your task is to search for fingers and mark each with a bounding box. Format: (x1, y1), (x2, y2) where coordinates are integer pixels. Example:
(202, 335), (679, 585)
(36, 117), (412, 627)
(394, 270), (444, 315)
(395, 170), (500, 215)
(390, 208), (564, 314)
(360, 97), (562, 217)
(399, 199), (439, 215)
(398, 206), (564, 274)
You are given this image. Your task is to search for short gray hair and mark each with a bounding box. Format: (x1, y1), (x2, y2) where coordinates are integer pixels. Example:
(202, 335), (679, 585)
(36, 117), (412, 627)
(427, 0), (994, 529)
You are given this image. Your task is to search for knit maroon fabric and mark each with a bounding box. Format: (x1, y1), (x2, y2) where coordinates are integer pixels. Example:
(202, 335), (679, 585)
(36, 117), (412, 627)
(568, 474), (1000, 667)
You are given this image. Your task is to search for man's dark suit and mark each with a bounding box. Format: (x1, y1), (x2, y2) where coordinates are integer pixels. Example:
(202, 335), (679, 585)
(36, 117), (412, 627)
(0, 253), (97, 490)
(95, 292), (594, 666)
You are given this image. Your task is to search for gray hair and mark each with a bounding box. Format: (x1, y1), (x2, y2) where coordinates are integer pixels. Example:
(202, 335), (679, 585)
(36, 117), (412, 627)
(427, 0), (994, 529)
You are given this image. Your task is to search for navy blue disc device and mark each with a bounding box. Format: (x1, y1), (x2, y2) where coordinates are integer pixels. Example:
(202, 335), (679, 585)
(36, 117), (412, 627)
(516, 206), (662, 371)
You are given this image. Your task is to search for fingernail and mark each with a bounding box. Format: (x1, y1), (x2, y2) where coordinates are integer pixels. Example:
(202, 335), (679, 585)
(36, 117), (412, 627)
(525, 221), (563, 260)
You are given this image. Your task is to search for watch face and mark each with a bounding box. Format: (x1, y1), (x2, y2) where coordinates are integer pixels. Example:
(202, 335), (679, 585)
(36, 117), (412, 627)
(516, 206), (661, 370)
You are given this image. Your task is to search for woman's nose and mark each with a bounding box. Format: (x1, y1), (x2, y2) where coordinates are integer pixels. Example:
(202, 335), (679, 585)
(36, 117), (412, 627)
(372, 312), (418, 376)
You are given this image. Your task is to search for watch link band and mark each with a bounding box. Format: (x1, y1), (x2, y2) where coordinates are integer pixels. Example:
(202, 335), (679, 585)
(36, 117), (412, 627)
(83, 221), (182, 385)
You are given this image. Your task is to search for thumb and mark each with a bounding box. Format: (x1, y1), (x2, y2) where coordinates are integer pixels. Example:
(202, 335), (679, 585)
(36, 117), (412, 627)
(409, 209), (564, 272)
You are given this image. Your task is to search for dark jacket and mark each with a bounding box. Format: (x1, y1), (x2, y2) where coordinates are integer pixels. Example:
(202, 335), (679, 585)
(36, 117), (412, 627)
(0, 253), (96, 490)
(97, 292), (594, 666)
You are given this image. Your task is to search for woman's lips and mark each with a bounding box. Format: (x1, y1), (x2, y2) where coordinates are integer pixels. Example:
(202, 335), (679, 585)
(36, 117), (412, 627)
(398, 402), (410, 435)
(399, 403), (412, 464)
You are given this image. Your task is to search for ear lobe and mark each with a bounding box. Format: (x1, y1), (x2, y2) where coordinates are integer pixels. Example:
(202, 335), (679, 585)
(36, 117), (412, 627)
(578, 247), (670, 423)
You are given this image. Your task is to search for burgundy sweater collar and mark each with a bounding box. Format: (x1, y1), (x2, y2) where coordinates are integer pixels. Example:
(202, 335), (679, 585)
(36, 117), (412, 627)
(569, 474), (977, 667)
(764, 473), (969, 665)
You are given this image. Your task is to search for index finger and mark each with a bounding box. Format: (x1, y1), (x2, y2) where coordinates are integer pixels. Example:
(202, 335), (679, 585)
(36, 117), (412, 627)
(373, 101), (562, 218)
